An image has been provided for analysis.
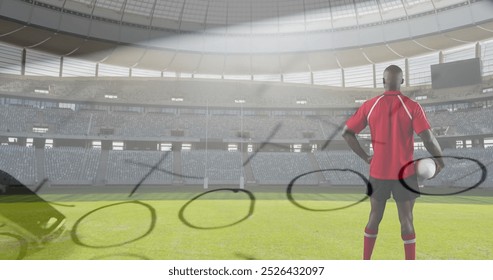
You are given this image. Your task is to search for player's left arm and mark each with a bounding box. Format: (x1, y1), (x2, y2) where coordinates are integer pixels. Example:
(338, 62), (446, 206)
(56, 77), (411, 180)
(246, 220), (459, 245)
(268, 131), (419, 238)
(413, 102), (444, 177)
(342, 125), (372, 164)
(418, 129), (444, 177)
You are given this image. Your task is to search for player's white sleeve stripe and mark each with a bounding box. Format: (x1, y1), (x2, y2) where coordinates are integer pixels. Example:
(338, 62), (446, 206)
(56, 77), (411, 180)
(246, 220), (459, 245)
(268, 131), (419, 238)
(403, 238), (416, 244)
(364, 233), (378, 238)
(397, 95), (412, 120)
(367, 95), (385, 122)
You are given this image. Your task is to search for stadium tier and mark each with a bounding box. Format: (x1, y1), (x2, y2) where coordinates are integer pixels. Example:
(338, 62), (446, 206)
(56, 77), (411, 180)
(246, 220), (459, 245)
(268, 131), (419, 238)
(1, 146), (491, 188)
(1, 81), (493, 189)
(181, 150), (243, 184)
(314, 151), (371, 185)
(249, 152), (319, 185)
(420, 148), (493, 188)
(1, 74), (493, 190)
(0, 75), (489, 108)
(106, 150), (173, 185)
(44, 147), (100, 185)
(0, 145), (37, 185)
(2, 0), (493, 263)
(1, 104), (493, 139)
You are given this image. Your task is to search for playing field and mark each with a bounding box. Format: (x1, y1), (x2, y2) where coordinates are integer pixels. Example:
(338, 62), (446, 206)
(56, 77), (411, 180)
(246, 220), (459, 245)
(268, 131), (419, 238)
(1, 187), (492, 260)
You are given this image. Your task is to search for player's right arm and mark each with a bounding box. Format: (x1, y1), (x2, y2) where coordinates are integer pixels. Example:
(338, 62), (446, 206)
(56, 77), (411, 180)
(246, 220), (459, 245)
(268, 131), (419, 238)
(418, 129), (445, 178)
(342, 125), (372, 164)
(343, 103), (372, 164)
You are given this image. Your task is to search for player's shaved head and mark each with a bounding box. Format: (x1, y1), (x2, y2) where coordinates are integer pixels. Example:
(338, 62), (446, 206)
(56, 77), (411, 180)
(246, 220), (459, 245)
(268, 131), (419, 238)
(383, 65), (404, 91)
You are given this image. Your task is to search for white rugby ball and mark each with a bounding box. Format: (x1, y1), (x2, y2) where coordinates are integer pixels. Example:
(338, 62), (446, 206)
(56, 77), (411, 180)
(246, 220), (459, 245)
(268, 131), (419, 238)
(416, 158), (437, 179)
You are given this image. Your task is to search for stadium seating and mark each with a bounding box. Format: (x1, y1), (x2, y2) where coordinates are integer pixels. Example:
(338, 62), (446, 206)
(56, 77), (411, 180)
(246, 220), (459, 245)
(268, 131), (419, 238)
(426, 107), (493, 136)
(44, 147), (101, 185)
(2, 104), (493, 139)
(2, 76), (491, 109)
(0, 145), (37, 185)
(181, 150), (243, 184)
(1, 75), (493, 188)
(315, 150), (370, 185)
(0, 145), (491, 187)
(106, 150), (173, 185)
(250, 152), (318, 185)
(0, 105), (38, 134)
(421, 148), (493, 188)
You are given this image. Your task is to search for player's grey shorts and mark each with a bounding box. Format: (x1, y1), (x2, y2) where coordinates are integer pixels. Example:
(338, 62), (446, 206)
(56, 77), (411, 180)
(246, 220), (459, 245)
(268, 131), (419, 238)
(369, 174), (420, 201)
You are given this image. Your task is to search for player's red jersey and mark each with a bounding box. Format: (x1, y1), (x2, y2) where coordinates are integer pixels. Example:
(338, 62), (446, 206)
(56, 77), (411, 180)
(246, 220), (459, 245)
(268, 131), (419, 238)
(345, 90), (431, 180)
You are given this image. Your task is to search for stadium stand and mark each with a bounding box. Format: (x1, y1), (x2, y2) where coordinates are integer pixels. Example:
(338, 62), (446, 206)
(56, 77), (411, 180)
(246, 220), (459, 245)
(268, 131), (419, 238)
(419, 148), (493, 188)
(2, 76), (492, 109)
(105, 150), (173, 185)
(0, 105), (38, 134)
(314, 151), (370, 185)
(250, 152), (318, 185)
(0, 145), (491, 188)
(181, 150), (242, 184)
(0, 145), (37, 185)
(3, 104), (493, 139)
(426, 107), (493, 136)
(1, 77), (493, 188)
(44, 147), (101, 185)
(0, 76), (365, 108)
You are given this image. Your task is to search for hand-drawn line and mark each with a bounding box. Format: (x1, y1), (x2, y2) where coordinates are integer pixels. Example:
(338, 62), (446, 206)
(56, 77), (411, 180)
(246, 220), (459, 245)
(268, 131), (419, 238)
(90, 253), (151, 260)
(0, 232), (28, 260)
(398, 156), (487, 196)
(243, 123), (282, 166)
(447, 159), (493, 184)
(71, 200), (156, 249)
(234, 252), (257, 260)
(318, 119), (346, 151)
(127, 152), (170, 197)
(314, 117), (386, 151)
(33, 178), (75, 208)
(178, 188), (255, 230)
(125, 159), (203, 180)
(33, 178), (49, 193)
(286, 168), (372, 212)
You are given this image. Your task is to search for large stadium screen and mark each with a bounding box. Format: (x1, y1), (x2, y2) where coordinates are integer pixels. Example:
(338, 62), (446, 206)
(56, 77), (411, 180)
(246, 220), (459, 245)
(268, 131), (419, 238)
(431, 58), (482, 89)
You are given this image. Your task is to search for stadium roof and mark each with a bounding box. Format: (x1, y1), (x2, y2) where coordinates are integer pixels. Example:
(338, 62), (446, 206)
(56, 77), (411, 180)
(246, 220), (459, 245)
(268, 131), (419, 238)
(12, 0), (490, 33)
(1, 0), (493, 74)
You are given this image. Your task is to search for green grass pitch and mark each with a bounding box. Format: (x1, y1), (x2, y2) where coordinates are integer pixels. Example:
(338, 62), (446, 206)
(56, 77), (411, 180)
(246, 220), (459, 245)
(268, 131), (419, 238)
(1, 189), (492, 260)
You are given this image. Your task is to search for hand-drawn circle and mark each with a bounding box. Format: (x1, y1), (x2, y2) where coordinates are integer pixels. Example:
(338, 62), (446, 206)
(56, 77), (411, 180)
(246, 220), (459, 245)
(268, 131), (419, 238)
(398, 156), (487, 196)
(71, 200), (156, 248)
(90, 253), (151, 260)
(287, 168), (372, 212)
(0, 232), (28, 260)
(178, 188), (255, 230)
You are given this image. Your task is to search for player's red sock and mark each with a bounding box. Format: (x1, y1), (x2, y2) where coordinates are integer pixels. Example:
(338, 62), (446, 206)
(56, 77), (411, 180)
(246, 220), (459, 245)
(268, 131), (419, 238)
(363, 227), (378, 260)
(402, 233), (416, 260)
